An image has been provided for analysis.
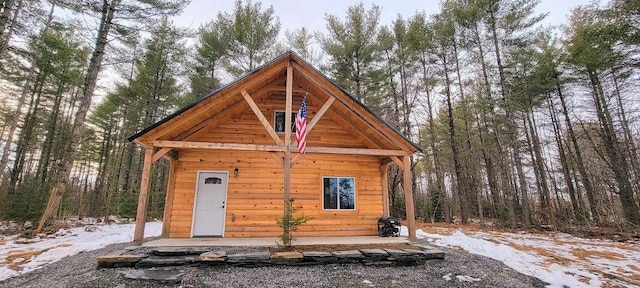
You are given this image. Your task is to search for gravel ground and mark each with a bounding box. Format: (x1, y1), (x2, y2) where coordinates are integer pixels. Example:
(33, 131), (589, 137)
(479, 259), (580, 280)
(0, 240), (547, 288)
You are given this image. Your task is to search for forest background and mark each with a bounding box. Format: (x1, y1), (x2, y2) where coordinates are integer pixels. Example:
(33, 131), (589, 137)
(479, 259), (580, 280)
(0, 0), (638, 234)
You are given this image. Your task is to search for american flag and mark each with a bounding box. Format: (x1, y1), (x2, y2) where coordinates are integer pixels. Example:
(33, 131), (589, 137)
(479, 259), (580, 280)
(295, 97), (307, 154)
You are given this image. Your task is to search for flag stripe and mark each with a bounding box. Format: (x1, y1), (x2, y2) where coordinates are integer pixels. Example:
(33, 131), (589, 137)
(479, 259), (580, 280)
(295, 97), (307, 154)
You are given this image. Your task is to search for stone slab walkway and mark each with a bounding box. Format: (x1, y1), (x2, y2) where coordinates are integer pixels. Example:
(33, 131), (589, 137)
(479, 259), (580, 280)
(97, 243), (444, 269)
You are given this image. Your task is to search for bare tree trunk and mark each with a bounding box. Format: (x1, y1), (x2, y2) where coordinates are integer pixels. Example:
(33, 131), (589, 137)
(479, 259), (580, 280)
(471, 20), (514, 227)
(36, 0), (118, 233)
(488, 7), (530, 227)
(589, 69), (640, 226)
(419, 54), (447, 222)
(0, 0), (15, 57)
(554, 73), (597, 223)
(527, 110), (552, 224)
(452, 35), (482, 222)
(550, 103), (577, 222)
(36, 66), (67, 184)
(611, 70), (640, 192)
(441, 46), (468, 223)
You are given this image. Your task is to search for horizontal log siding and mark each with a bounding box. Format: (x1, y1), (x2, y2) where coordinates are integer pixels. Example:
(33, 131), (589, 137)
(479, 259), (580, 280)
(168, 94), (382, 238)
(169, 150), (383, 238)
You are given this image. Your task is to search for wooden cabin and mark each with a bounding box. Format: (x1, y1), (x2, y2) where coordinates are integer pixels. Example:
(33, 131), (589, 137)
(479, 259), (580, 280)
(129, 52), (421, 244)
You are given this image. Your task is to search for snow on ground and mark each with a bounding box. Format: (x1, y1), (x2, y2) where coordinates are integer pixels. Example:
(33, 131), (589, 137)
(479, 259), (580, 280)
(0, 221), (161, 281)
(416, 225), (640, 287)
(1, 221), (637, 287)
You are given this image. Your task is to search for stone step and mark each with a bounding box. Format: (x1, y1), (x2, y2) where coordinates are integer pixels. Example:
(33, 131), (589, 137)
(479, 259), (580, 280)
(200, 251), (227, 262)
(120, 267), (185, 284)
(136, 255), (200, 268)
(332, 250), (363, 264)
(96, 254), (144, 268)
(98, 245), (446, 269)
(151, 246), (212, 256)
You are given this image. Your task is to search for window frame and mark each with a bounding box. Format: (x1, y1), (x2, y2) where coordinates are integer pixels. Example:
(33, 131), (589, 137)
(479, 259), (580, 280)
(321, 176), (356, 211)
(273, 110), (297, 134)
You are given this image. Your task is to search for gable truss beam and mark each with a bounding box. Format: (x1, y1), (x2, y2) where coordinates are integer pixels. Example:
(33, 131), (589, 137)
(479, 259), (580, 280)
(177, 76), (289, 142)
(306, 95), (335, 135)
(296, 78), (386, 149)
(241, 89), (284, 146)
(291, 61), (411, 152)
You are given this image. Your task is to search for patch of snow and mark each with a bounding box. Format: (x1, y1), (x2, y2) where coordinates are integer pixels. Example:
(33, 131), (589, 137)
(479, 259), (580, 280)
(456, 275), (481, 282)
(442, 272), (452, 281)
(416, 228), (638, 287)
(0, 221), (161, 282)
(399, 225), (408, 236)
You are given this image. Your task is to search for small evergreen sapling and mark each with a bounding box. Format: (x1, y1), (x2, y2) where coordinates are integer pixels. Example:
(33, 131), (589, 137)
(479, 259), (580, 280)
(276, 198), (312, 247)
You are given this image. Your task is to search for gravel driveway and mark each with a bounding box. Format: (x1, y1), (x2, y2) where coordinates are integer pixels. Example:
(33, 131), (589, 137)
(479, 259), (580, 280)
(0, 240), (547, 288)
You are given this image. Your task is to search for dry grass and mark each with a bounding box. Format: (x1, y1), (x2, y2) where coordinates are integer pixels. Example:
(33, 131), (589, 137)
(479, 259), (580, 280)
(0, 239), (6, 246)
(5, 248), (52, 271)
(570, 248), (626, 261)
(3, 243), (72, 271)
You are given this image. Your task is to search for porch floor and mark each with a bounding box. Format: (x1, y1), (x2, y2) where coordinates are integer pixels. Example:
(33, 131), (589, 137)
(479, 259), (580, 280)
(142, 236), (410, 247)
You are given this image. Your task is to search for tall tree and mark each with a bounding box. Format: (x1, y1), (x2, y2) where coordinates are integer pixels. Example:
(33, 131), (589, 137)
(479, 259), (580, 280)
(190, 20), (228, 98)
(284, 27), (322, 66)
(318, 3), (383, 107)
(567, 6), (640, 225)
(219, 0), (280, 76)
(36, 0), (188, 233)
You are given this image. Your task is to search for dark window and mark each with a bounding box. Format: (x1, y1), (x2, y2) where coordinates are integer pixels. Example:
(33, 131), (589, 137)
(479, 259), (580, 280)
(323, 177), (355, 210)
(274, 111), (296, 133)
(204, 177), (222, 184)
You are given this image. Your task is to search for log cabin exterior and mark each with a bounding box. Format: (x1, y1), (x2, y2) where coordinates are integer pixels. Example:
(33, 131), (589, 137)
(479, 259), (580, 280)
(129, 52), (421, 244)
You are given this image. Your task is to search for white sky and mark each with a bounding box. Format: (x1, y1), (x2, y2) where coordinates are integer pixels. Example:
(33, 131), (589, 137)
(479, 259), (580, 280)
(172, 0), (590, 35)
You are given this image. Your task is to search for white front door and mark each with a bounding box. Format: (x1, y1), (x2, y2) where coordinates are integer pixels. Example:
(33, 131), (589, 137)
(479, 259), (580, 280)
(192, 171), (228, 237)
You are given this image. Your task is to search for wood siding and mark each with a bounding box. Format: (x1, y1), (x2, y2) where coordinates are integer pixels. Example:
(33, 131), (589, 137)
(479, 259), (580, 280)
(168, 94), (383, 238)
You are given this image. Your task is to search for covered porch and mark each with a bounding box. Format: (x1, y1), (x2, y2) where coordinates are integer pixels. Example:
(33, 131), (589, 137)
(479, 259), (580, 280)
(142, 236), (411, 247)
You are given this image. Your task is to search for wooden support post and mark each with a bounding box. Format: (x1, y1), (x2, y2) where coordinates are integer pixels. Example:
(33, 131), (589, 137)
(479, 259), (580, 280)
(284, 61), (293, 216)
(161, 158), (177, 237)
(402, 155), (417, 241)
(285, 62), (293, 146)
(381, 163), (390, 217)
(134, 147), (154, 245)
(284, 150), (291, 212)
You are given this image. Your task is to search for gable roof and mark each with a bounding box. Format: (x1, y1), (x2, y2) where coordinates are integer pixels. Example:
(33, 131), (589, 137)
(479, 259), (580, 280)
(129, 51), (422, 153)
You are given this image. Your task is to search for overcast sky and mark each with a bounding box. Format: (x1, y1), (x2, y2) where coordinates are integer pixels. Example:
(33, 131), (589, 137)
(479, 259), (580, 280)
(172, 0), (590, 35)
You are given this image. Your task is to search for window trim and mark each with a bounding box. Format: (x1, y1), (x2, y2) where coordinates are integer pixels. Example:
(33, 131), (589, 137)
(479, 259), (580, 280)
(321, 176), (356, 211)
(273, 110), (297, 134)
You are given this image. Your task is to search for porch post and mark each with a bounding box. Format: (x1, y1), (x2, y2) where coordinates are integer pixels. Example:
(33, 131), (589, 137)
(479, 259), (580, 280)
(283, 61), (293, 213)
(161, 157), (177, 238)
(381, 163), (390, 217)
(134, 147), (154, 245)
(402, 155), (417, 241)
